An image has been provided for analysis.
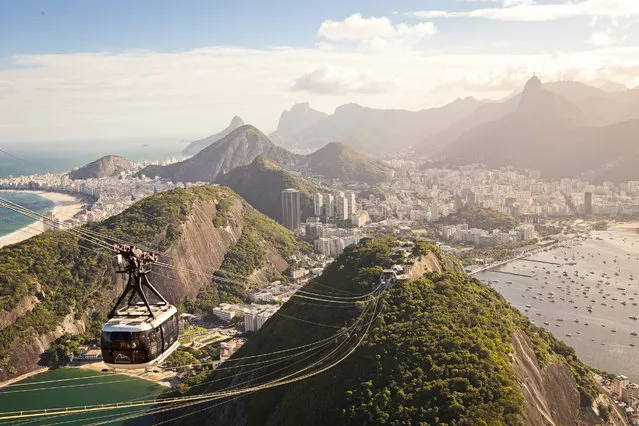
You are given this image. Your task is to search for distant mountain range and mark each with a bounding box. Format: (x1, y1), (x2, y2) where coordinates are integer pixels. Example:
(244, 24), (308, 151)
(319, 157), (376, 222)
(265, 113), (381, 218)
(431, 76), (639, 181)
(142, 125), (389, 185)
(69, 155), (133, 180)
(216, 156), (320, 223)
(270, 99), (482, 154)
(182, 116), (245, 156)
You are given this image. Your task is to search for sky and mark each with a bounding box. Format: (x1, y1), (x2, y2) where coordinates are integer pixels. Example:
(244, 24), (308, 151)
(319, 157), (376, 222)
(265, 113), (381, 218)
(2, 0), (639, 142)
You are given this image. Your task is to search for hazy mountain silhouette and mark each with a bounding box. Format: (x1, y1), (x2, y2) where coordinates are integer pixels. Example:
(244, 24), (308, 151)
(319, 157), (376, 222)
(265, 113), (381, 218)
(435, 77), (639, 180)
(272, 99), (483, 154)
(182, 116), (245, 156)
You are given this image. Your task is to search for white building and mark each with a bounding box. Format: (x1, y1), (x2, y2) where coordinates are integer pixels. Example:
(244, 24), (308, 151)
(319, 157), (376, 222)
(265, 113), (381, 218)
(351, 211), (369, 227)
(335, 192), (349, 220)
(347, 191), (357, 216)
(613, 375), (630, 396)
(314, 193), (323, 217)
(212, 303), (237, 322)
(324, 194), (334, 218)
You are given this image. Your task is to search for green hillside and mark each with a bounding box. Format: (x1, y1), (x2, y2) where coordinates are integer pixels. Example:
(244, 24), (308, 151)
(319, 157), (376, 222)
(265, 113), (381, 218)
(439, 207), (517, 232)
(0, 186), (305, 379)
(216, 155), (320, 223)
(306, 142), (387, 184)
(163, 238), (601, 425)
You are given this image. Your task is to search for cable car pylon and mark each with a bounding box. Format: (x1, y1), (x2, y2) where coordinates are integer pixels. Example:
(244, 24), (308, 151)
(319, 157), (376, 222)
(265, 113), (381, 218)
(109, 244), (165, 318)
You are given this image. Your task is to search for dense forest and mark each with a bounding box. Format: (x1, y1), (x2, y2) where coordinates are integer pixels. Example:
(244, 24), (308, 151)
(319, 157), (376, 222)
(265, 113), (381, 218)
(163, 238), (602, 425)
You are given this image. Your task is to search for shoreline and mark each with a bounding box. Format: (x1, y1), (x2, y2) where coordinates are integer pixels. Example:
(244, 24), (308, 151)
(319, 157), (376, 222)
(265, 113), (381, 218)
(0, 190), (86, 249)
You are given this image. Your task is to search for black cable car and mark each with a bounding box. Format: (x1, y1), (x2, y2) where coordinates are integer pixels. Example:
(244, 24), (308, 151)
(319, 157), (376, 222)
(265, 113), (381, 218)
(378, 269), (398, 288)
(101, 245), (180, 369)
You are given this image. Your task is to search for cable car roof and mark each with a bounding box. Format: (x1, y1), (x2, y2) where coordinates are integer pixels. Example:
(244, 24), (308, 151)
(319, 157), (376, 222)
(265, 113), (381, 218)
(102, 305), (177, 332)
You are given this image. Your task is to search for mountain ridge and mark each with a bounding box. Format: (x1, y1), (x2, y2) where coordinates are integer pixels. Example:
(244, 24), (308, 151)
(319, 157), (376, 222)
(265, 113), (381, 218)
(182, 116), (245, 156)
(140, 125), (299, 183)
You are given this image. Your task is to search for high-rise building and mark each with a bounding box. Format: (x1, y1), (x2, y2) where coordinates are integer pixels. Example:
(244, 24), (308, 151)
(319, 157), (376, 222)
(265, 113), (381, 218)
(584, 192), (592, 215)
(324, 194), (334, 218)
(335, 192), (349, 220)
(281, 188), (301, 230)
(347, 191), (357, 216)
(313, 193), (323, 217)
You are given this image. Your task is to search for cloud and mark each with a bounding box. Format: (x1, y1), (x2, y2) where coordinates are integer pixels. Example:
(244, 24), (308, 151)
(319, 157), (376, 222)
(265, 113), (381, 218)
(590, 31), (611, 46)
(317, 13), (438, 51)
(413, 0), (639, 22)
(291, 66), (396, 95)
(2, 11), (639, 142)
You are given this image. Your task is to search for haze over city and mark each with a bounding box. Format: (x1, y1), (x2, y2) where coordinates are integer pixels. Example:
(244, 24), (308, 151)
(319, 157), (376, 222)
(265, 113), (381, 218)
(2, 0), (639, 142)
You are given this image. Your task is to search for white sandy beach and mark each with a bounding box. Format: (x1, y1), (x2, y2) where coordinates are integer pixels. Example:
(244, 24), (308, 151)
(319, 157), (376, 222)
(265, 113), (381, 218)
(0, 190), (86, 249)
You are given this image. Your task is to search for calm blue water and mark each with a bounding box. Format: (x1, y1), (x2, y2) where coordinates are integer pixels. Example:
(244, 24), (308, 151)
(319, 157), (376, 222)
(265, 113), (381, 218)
(0, 140), (184, 178)
(0, 368), (163, 425)
(476, 225), (639, 382)
(0, 191), (54, 239)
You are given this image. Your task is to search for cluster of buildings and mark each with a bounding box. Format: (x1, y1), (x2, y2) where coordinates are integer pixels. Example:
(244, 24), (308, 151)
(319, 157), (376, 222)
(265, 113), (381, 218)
(366, 164), (639, 224)
(211, 281), (307, 333)
(440, 223), (535, 247)
(0, 171), (206, 226)
(613, 375), (639, 408)
(280, 188), (368, 231)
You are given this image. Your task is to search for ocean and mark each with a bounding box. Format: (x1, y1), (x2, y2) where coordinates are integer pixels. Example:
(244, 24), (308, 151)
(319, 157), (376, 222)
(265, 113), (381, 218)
(476, 225), (639, 382)
(0, 191), (54, 239)
(0, 139), (185, 178)
(0, 368), (164, 425)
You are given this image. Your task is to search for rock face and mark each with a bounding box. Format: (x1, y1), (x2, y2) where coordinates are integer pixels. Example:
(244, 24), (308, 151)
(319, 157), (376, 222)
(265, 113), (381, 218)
(140, 125), (300, 183)
(69, 155), (133, 180)
(0, 186), (298, 382)
(182, 116), (245, 156)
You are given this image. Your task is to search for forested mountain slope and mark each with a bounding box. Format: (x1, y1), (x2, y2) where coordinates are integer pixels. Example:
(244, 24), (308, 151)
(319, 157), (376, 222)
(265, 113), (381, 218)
(0, 185), (306, 381)
(164, 238), (621, 425)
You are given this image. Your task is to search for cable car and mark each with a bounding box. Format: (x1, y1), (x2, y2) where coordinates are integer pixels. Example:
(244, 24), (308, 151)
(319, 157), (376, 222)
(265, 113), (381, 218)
(101, 245), (180, 369)
(378, 269), (398, 288)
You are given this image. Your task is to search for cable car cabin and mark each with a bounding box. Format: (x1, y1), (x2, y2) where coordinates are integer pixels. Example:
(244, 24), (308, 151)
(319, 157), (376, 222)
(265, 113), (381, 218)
(378, 269), (398, 288)
(101, 305), (179, 370)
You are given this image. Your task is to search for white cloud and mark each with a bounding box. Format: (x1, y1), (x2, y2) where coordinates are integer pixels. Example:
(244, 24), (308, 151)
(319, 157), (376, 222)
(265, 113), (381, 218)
(291, 66), (396, 95)
(590, 31), (611, 46)
(414, 0), (639, 22)
(2, 11), (639, 142)
(317, 13), (438, 51)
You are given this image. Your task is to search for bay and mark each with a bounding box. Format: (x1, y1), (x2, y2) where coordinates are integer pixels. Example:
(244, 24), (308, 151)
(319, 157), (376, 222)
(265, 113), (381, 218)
(0, 191), (54, 238)
(0, 368), (164, 425)
(476, 224), (639, 382)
